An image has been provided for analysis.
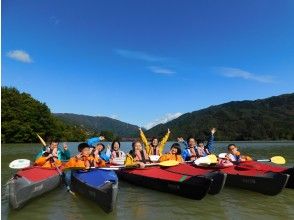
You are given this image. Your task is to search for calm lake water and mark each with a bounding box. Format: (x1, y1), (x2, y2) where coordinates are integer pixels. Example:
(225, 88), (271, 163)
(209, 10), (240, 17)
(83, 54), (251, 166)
(2, 141), (294, 220)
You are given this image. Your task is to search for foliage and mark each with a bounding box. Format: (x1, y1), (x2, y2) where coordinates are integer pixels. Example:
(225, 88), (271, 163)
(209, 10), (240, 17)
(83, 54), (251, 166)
(146, 93), (294, 141)
(1, 87), (88, 143)
(54, 113), (139, 138)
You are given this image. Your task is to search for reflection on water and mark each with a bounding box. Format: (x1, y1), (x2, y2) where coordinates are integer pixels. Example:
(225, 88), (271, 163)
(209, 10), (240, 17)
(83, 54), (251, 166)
(2, 142), (294, 219)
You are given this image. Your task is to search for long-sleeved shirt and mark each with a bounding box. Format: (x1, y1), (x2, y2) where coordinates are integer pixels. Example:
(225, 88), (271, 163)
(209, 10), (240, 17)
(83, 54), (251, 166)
(140, 130), (170, 156)
(87, 137), (111, 162)
(35, 147), (71, 162)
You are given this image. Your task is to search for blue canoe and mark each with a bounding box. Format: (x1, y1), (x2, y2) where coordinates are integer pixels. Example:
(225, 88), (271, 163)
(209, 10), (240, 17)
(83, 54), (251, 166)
(71, 169), (118, 213)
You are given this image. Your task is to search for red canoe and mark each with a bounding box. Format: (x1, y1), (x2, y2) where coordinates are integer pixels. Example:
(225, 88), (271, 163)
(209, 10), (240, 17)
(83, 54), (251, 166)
(191, 161), (291, 195)
(8, 166), (62, 209)
(117, 166), (212, 200)
(162, 163), (227, 195)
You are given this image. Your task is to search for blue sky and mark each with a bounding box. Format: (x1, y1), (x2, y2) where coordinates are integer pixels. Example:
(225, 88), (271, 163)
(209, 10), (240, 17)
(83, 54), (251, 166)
(2, 0), (294, 128)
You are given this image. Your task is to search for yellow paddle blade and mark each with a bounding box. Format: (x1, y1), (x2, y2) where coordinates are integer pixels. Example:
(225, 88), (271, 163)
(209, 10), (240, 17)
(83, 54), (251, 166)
(36, 133), (46, 147)
(159, 160), (179, 167)
(270, 156), (286, 164)
(207, 154), (218, 163)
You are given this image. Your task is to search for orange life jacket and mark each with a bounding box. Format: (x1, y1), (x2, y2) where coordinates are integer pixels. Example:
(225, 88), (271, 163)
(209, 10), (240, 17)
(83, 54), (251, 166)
(159, 153), (184, 163)
(89, 155), (106, 167)
(64, 155), (91, 169)
(35, 156), (62, 168)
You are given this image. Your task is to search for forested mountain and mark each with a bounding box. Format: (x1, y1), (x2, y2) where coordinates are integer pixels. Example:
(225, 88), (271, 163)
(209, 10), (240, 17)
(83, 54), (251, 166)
(1, 87), (89, 143)
(146, 93), (294, 141)
(54, 113), (139, 138)
(2, 86), (293, 143)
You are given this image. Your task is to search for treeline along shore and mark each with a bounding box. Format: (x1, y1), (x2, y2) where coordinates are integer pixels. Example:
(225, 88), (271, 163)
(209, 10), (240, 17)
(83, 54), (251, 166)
(1, 87), (294, 143)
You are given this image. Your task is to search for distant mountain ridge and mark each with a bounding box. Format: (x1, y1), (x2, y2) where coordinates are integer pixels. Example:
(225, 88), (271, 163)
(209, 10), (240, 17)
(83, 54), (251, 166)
(54, 113), (139, 138)
(145, 93), (294, 141)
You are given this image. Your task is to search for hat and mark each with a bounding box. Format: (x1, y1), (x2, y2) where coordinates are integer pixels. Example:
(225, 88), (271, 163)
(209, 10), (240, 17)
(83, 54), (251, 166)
(78, 143), (90, 152)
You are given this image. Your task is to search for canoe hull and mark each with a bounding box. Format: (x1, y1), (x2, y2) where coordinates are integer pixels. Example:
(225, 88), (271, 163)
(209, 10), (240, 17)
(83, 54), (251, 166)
(204, 171), (227, 195)
(8, 167), (61, 209)
(71, 170), (118, 213)
(225, 172), (289, 195)
(117, 167), (212, 200)
(283, 167), (294, 189)
(163, 164), (227, 195)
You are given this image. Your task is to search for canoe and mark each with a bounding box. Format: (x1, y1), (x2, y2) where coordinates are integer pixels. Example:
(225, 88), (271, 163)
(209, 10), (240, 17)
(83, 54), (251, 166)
(230, 161), (294, 189)
(223, 167), (289, 195)
(192, 161), (290, 195)
(117, 166), (212, 200)
(71, 169), (118, 213)
(8, 166), (61, 209)
(163, 163), (227, 195)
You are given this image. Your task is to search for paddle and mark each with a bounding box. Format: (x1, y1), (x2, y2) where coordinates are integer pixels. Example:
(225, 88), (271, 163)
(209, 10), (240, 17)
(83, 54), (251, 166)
(218, 152), (286, 165)
(194, 156), (211, 166)
(37, 133), (47, 146)
(64, 160), (181, 171)
(36, 134), (75, 195)
(207, 154), (218, 164)
(9, 159), (31, 169)
(257, 156), (286, 165)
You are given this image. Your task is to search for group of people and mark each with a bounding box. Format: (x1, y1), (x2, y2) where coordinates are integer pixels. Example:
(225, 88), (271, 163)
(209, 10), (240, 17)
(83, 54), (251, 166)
(34, 127), (251, 170)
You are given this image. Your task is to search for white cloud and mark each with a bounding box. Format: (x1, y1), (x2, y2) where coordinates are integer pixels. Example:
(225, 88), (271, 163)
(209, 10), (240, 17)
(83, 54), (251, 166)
(6, 50), (33, 63)
(145, 112), (182, 129)
(219, 67), (274, 83)
(109, 115), (119, 120)
(114, 49), (166, 62)
(148, 66), (176, 75)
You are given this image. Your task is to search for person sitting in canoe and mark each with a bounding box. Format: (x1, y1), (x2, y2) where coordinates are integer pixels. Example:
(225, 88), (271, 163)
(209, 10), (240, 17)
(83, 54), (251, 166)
(90, 139), (111, 162)
(139, 127), (170, 156)
(65, 143), (92, 169)
(177, 136), (197, 161)
(225, 144), (252, 163)
(110, 140), (126, 165)
(159, 143), (184, 162)
(90, 145), (107, 167)
(178, 128), (216, 161)
(35, 139), (71, 162)
(125, 140), (150, 167)
(196, 128), (216, 156)
(35, 145), (62, 168)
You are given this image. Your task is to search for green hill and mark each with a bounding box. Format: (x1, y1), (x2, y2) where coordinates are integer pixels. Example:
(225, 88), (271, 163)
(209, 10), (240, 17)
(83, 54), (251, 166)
(54, 113), (139, 138)
(1, 87), (88, 143)
(146, 93), (294, 141)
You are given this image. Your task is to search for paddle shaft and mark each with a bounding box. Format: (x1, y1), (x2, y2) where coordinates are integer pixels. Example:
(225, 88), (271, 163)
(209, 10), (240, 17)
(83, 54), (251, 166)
(256, 159), (271, 162)
(49, 158), (75, 195)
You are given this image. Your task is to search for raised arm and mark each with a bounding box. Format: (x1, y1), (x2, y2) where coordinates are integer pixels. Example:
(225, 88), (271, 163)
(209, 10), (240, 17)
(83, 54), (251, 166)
(158, 129), (171, 154)
(206, 128), (216, 153)
(59, 143), (71, 160)
(177, 137), (188, 148)
(139, 128), (149, 149)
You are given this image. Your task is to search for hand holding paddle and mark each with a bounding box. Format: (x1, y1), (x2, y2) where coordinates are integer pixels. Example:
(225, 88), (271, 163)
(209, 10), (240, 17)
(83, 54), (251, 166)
(36, 134), (76, 196)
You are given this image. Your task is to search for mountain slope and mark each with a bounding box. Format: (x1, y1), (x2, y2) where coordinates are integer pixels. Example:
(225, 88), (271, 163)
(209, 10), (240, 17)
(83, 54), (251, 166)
(146, 93), (294, 141)
(1, 87), (88, 143)
(54, 113), (139, 138)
